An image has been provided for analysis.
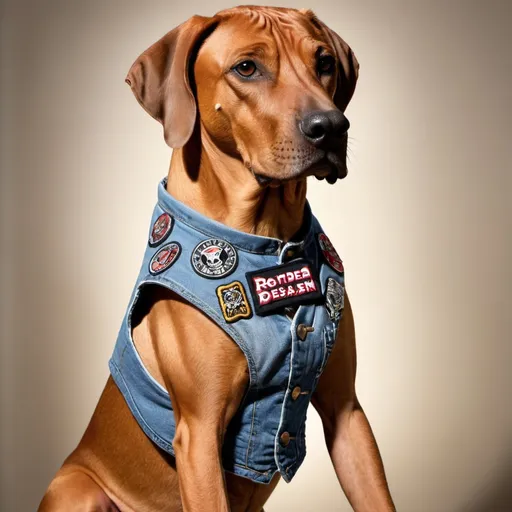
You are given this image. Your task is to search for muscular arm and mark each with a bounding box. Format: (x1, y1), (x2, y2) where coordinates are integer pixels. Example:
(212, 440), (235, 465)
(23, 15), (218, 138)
(146, 287), (250, 512)
(312, 292), (396, 512)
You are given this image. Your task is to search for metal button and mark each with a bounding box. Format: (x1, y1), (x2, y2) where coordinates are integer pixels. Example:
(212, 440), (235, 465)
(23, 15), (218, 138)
(285, 249), (295, 260)
(280, 431), (291, 446)
(291, 386), (301, 400)
(296, 324), (314, 341)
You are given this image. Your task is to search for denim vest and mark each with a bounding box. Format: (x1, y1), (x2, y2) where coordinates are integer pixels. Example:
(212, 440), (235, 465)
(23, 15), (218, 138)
(109, 178), (345, 484)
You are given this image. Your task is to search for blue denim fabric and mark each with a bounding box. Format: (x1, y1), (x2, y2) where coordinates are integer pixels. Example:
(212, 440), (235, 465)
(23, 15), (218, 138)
(109, 178), (345, 484)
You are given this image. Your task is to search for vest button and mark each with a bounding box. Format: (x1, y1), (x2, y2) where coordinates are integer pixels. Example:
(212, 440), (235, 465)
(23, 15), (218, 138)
(280, 431), (291, 446)
(296, 324), (314, 341)
(285, 249), (296, 260)
(291, 386), (301, 400)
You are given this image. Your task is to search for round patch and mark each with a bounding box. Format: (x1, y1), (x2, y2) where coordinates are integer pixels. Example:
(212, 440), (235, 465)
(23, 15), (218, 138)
(318, 233), (344, 274)
(191, 238), (238, 279)
(149, 213), (173, 247)
(149, 242), (181, 275)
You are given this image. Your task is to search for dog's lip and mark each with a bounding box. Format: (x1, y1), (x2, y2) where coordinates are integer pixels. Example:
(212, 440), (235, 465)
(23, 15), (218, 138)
(251, 150), (345, 186)
(254, 173), (274, 186)
(308, 152), (346, 183)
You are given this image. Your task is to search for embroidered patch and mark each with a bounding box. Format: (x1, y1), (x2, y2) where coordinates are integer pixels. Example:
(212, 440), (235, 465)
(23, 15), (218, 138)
(318, 233), (344, 274)
(325, 277), (344, 321)
(191, 238), (238, 279)
(246, 259), (323, 315)
(149, 213), (173, 247)
(216, 281), (252, 323)
(149, 242), (181, 275)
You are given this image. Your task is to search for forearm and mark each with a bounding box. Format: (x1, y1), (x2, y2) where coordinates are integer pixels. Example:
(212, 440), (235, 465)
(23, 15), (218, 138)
(173, 422), (230, 512)
(325, 403), (395, 512)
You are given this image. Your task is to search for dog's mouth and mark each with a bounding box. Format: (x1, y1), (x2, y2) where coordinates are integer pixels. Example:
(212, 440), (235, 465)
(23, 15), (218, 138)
(309, 152), (347, 184)
(252, 150), (347, 187)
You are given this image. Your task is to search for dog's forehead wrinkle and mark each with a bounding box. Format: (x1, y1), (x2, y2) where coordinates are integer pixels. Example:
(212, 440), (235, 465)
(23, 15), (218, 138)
(234, 43), (272, 57)
(227, 42), (277, 66)
(206, 10), (330, 79)
(201, 22), (278, 66)
(271, 28), (322, 98)
(216, 8), (321, 44)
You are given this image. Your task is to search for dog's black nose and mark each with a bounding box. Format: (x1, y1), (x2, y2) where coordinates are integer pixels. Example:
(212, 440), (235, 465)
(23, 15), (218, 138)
(299, 110), (350, 146)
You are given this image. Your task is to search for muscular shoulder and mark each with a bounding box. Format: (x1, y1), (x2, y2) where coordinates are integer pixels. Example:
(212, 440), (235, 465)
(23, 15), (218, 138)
(134, 284), (249, 423)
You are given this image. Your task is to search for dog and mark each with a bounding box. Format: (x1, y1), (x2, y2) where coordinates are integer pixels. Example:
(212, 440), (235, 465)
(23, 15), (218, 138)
(39, 6), (395, 511)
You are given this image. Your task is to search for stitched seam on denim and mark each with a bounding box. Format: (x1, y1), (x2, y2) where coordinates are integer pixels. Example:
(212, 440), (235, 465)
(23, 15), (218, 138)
(117, 316), (129, 364)
(156, 200), (317, 257)
(109, 360), (175, 453)
(294, 411), (308, 461)
(157, 201), (283, 256)
(232, 463), (271, 476)
(159, 177), (315, 244)
(224, 466), (273, 483)
(285, 460), (298, 474)
(316, 327), (329, 378)
(119, 337), (128, 364)
(285, 450), (306, 477)
(137, 275), (259, 387)
(112, 355), (271, 477)
(245, 399), (257, 466)
(273, 317), (297, 471)
(125, 283), (169, 394)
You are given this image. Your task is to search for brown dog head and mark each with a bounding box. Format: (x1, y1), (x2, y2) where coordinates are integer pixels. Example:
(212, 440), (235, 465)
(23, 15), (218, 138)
(125, 6), (359, 185)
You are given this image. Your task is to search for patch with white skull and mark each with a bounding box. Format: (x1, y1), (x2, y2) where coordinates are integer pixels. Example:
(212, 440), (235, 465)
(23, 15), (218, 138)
(325, 277), (344, 321)
(191, 238), (238, 279)
(216, 281), (252, 323)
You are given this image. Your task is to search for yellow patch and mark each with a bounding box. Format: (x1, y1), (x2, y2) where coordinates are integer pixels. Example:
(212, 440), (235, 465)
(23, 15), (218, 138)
(216, 281), (252, 323)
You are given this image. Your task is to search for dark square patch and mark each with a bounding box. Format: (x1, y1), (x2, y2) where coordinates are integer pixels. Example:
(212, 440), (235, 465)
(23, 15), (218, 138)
(246, 259), (323, 316)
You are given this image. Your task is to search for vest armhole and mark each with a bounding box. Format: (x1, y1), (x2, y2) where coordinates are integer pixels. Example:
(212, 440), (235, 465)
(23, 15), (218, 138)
(127, 276), (258, 398)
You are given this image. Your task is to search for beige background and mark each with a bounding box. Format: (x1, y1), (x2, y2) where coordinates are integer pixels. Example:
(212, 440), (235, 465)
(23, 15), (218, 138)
(1, 0), (511, 510)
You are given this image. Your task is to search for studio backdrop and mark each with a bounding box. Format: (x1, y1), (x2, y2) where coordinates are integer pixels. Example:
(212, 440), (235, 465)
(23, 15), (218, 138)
(1, 0), (510, 511)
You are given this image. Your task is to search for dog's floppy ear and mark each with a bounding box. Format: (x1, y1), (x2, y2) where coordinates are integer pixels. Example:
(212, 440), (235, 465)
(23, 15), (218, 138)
(327, 29), (360, 112)
(300, 9), (360, 112)
(125, 15), (218, 148)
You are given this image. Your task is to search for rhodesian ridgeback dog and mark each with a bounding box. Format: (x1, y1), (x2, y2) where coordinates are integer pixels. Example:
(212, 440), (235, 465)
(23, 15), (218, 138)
(39, 6), (395, 512)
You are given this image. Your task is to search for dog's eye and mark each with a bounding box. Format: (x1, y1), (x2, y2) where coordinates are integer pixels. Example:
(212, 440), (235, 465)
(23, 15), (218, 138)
(234, 60), (257, 78)
(317, 55), (336, 75)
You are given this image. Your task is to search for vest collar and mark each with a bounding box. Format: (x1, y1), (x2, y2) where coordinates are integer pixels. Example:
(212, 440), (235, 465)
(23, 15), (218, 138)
(157, 177), (316, 257)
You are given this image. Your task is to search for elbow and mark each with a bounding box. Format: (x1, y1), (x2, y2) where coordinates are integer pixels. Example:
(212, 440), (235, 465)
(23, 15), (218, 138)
(173, 421), (193, 455)
(173, 417), (226, 457)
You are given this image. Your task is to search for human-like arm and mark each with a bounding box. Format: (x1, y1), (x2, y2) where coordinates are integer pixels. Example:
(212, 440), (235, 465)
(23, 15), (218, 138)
(147, 288), (250, 512)
(312, 292), (396, 512)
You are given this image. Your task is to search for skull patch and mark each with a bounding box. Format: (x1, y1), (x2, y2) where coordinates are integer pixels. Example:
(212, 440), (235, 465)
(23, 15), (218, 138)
(191, 238), (238, 279)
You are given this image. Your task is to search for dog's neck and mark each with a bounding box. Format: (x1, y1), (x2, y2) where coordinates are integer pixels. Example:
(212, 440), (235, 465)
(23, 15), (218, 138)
(166, 129), (307, 242)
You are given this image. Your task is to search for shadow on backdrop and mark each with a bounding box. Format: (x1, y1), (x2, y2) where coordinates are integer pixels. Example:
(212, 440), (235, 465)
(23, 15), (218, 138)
(459, 455), (512, 512)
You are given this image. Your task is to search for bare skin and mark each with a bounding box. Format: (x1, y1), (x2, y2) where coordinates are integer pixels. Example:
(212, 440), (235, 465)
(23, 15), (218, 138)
(39, 6), (395, 512)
